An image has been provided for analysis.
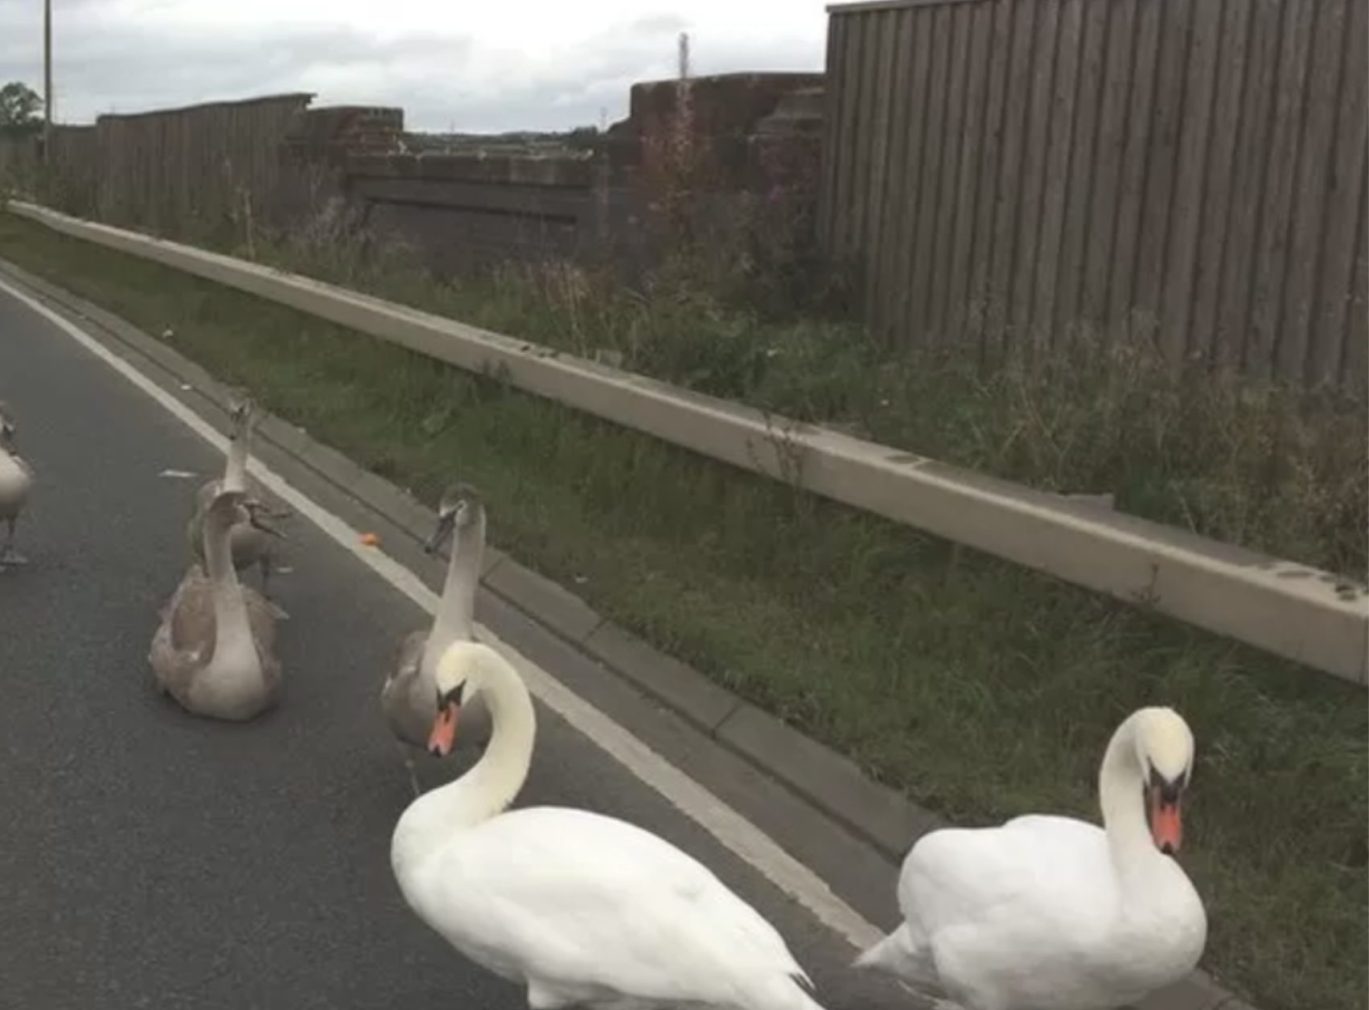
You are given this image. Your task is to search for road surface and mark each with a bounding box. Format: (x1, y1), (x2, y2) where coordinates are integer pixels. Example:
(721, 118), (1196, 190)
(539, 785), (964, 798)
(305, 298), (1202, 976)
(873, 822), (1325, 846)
(0, 280), (908, 1008)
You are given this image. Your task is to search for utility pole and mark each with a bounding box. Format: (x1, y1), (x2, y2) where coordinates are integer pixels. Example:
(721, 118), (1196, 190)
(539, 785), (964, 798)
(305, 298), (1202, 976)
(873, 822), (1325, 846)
(43, 0), (52, 163)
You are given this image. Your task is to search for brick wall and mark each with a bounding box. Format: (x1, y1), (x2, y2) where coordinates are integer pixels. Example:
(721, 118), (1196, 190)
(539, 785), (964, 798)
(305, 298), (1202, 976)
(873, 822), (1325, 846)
(282, 73), (826, 275)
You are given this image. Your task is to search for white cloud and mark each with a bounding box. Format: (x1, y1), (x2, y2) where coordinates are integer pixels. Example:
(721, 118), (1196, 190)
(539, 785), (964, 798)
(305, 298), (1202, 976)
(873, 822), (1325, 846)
(0, 0), (827, 131)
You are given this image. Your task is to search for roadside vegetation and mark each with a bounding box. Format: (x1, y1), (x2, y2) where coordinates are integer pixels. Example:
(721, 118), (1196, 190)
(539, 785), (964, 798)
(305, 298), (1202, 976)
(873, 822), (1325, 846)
(1, 208), (1364, 1010)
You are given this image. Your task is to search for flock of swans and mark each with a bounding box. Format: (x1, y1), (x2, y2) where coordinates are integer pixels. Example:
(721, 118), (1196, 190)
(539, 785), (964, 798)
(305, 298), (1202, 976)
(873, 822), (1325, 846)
(0, 394), (1209, 1010)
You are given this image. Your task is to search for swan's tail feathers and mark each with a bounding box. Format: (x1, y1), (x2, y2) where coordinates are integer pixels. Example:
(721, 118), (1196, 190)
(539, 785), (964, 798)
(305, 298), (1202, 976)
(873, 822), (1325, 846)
(853, 923), (928, 979)
(853, 924), (947, 998)
(751, 969), (828, 1010)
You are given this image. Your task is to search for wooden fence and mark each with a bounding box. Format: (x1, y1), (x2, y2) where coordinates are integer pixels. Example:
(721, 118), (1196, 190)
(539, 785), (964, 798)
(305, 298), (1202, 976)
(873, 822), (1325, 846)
(46, 126), (98, 217)
(93, 93), (314, 236)
(819, 0), (1368, 394)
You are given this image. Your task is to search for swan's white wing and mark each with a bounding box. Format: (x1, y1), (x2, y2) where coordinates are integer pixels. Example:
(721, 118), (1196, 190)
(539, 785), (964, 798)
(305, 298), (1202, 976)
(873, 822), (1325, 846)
(897, 815), (1120, 1001)
(903, 815), (1117, 936)
(410, 807), (815, 1007)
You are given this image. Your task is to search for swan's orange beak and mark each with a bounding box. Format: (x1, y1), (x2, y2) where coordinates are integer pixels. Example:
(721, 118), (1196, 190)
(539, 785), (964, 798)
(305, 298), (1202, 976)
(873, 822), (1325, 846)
(428, 702), (458, 757)
(1148, 788), (1183, 854)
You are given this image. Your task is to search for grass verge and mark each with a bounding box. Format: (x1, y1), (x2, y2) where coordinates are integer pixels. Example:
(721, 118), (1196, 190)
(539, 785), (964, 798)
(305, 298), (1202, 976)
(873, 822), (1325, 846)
(1, 211), (1364, 1010)
(239, 207), (1367, 581)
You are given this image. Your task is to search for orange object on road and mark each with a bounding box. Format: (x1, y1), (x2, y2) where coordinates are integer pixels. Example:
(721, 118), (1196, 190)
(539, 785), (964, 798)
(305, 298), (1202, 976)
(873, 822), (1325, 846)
(359, 532), (380, 547)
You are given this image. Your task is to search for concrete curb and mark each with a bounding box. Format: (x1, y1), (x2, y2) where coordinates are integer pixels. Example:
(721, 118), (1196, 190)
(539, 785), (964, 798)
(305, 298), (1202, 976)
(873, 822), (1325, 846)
(9, 201), (1366, 685)
(0, 259), (1257, 1010)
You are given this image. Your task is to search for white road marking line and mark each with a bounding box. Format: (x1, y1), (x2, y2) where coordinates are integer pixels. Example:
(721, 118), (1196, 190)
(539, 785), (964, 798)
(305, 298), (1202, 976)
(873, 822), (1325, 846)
(0, 274), (886, 952)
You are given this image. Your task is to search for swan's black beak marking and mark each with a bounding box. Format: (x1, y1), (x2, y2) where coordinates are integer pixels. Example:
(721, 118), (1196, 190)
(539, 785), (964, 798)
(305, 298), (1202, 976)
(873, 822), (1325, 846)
(1146, 765), (1186, 855)
(424, 511), (456, 556)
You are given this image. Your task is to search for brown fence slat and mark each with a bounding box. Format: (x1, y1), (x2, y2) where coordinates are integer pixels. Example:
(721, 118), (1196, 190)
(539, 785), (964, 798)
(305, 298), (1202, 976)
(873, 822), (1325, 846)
(1161, 0), (1224, 365)
(928, 0), (976, 338)
(864, 8), (901, 321)
(1310, 0), (1369, 388)
(1245, 0), (1316, 378)
(853, 15), (885, 278)
(831, 14), (864, 260)
(1030, 0), (1085, 348)
(1080, 0), (1138, 332)
(1051, 0), (1109, 342)
(965, 0), (1016, 345)
(1011, 0), (1063, 346)
(875, 8), (921, 343)
(1344, 169), (1368, 394)
(889, 7), (936, 344)
(1213, 0), (1283, 371)
(1278, 0), (1351, 384)
(1133, 0), (1194, 352)
(817, 14), (846, 250)
(839, 15), (869, 264)
(985, 0), (1038, 353)
(945, 0), (995, 339)
(908, 4), (955, 343)
(1106, 0), (1163, 337)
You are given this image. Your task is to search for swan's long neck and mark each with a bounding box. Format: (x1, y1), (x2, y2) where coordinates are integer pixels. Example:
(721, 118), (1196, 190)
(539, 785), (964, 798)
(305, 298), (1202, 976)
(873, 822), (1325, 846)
(392, 648), (535, 871)
(222, 427), (249, 493)
(204, 512), (257, 672)
(1098, 715), (1159, 876)
(431, 512), (484, 646)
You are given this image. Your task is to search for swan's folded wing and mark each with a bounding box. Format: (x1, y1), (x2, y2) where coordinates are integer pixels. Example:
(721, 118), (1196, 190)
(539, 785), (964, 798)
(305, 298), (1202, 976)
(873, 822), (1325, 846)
(165, 569), (214, 652)
(900, 815), (1117, 947)
(418, 807), (808, 1006)
(241, 585), (282, 651)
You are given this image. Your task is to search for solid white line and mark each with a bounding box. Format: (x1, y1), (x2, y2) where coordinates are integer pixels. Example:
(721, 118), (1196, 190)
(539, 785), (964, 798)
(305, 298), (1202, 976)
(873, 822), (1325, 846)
(0, 274), (886, 952)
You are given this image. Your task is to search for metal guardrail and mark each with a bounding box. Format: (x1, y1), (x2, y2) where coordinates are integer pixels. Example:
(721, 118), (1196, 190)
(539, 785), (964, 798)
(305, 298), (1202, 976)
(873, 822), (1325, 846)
(9, 200), (1367, 684)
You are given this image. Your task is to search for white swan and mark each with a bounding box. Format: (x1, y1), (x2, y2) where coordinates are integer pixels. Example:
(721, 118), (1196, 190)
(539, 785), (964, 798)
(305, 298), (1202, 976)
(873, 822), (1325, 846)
(0, 403), (34, 567)
(391, 639), (828, 1010)
(855, 706), (1207, 1010)
(381, 483), (492, 756)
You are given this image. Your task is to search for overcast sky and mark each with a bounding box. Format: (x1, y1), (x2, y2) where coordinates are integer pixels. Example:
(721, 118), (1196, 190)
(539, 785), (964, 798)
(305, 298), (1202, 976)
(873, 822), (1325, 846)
(0, 0), (829, 132)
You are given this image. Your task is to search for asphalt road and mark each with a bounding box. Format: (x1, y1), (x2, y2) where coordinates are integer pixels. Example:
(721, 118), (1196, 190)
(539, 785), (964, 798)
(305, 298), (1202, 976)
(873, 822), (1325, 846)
(0, 283), (907, 1009)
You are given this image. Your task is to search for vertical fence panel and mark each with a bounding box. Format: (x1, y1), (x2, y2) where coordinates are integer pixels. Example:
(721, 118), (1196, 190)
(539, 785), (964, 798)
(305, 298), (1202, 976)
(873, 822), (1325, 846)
(1160, 0), (1223, 365)
(1344, 170), (1368, 390)
(890, 9), (935, 344)
(1310, 0), (1368, 389)
(1029, 0), (1084, 348)
(817, 15), (846, 253)
(945, 0), (995, 339)
(928, 1), (974, 338)
(863, 12), (900, 321)
(984, 0), (1037, 353)
(908, 5), (955, 343)
(1079, 0), (1137, 331)
(819, 0), (1367, 395)
(1246, 0), (1317, 377)
(1277, 0), (1351, 382)
(1106, 0), (1163, 337)
(876, 8), (921, 343)
(965, 0), (1014, 345)
(1133, 0), (1194, 350)
(1011, 0), (1063, 346)
(1051, 0), (1109, 342)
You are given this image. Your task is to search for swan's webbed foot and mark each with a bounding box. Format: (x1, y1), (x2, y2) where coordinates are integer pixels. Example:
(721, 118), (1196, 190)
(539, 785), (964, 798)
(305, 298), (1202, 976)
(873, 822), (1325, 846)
(0, 518), (26, 566)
